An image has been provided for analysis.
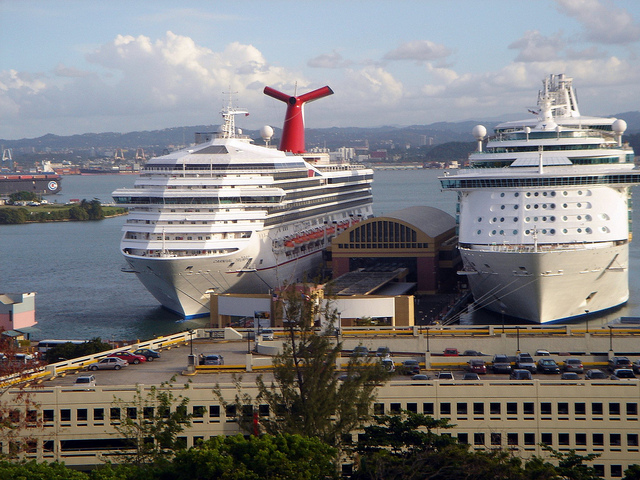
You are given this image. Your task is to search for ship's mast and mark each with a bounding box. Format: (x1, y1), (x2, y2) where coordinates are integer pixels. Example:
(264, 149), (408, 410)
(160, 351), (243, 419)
(219, 92), (248, 139)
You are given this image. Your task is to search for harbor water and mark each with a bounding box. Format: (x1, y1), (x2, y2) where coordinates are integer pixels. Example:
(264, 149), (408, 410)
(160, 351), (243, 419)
(1, 171), (639, 340)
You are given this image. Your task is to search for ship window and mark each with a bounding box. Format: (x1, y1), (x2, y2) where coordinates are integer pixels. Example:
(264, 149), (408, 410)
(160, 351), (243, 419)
(526, 192), (531, 197)
(514, 205), (519, 209)
(514, 217), (518, 222)
(534, 192), (539, 197)
(499, 230), (504, 235)
(525, 205), (531, 210)
(476, 230), (482, 235)
(577, 203), (582, 208)
(500, 205), (505, 210)
(477, 217), (482, 222)
(514, 192), (519, 197)
(500, 217), (504, 222)
(563, 204), (568, 208)
(534, 204), (539, 209)
(500, 192), (505, 197)
(513, 230), (518, 235)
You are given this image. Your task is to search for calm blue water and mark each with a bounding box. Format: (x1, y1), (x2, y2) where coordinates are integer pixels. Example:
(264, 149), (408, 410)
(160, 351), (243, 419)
(1, 171), (638, 340)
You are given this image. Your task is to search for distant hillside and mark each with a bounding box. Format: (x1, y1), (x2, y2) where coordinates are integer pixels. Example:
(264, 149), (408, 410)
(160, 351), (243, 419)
(2, 111), (639, 154)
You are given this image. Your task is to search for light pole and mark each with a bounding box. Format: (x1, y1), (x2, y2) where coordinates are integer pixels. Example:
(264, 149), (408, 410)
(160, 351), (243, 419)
(516, 326), (521, 353)
(426, 327), (430, 353)
(189, 329), (194, 356)
(608, 326), (614, 352)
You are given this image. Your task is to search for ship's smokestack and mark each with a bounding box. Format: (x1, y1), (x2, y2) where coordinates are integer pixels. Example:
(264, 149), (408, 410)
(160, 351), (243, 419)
(263, 85), (334, 153)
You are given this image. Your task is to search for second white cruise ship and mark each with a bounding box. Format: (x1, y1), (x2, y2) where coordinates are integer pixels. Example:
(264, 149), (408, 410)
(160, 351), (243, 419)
(113, 86), (373, 318)
(440, 74), (640, 323)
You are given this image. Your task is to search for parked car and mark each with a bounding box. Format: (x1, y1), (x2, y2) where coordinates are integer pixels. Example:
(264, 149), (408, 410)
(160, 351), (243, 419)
(608, 356), (632, 372)
(509, 369), (532, 380)
(436, 371), (454, 380)
(462, 350), (485, 356)
(261, 329), (274, 341)
(560, 372), (581, 380)
(412, 374), (430, 381)
(516, 353), (537, 373)
(74, 375), (96, 387)
(535, 349), (551, 356)
(133, 348), (161, 361)
(562, 358), (583, 373)
(380, 356), (395, 373)
(401, 359), (421, 375)
(443, 348), (459, 356)
(375, 346), (391, 357)
(537, 358), (560, 374)
(462, 372), (480, 380)
(611, 369), (637, 380)
(201, 354), (224, 365)
(87, 357), (128, 371)
(108, 351), (146, 365)
(466, 359), (487, 374)
(491, 354), (512, 374)
(585, 369), (608, 380)
(633, 359), (640, 374)
(351, 346), (369, 357)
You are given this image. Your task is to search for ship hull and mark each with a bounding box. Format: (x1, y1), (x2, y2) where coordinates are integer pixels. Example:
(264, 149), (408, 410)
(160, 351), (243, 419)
(124, 233), (326, 318)
(0, 175), (62, 195)
(460, 242), (629, 323)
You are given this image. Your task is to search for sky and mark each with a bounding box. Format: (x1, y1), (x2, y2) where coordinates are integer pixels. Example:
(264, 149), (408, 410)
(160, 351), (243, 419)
(1, 0), (640, 140)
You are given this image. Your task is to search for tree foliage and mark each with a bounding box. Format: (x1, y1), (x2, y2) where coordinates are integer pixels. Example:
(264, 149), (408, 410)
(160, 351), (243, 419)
(216, 284), (391, 450)
(44, 337), (111, 363)
(8, 191), (38, 202)
(110, 379), (193, 466)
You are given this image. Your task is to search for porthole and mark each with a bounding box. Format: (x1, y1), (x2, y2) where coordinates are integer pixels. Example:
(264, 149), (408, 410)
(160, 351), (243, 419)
(525, 217), (530, 222)
(500, 217), (505, 222)
(534, 204), (539, 209)
(513, 229), (518, 235)
(533, 217), (538, 221)
(563, 203), (568, 208)
(525, 205), (531, 210)
(563, 229), (568, 234)
(492, 217), (498, 223)
(514, 204), (519, 210)
(543, 192), (548, 197)
(550, 229), (555, 234)
(550, 204), (556, 209)
(500, 192), (505, 197)
(525, 229), (531, 235)
(586, 227), (592, 234)
(562, 216), (568, 221)
(577, 228), (582, 233)
(526, 192), (531, 197)
(577, 203), (582, 208)
(542, 216), (547, 221)
(534, 192), (539, 197)
(585, 215), (592, 221)
(542, 229), (547, 234)
(513, 217), (518, 222)
(501, 205), (505, 210)
(542, 204), (547, 209)
(500, 230), (504, 235)
(563, 191), (568, 196)
(491, 230), (497, 236)
(514, 192), (520, 197)
(578, 190), (583, 195)
(551, 191), (556, 197)
(550, 216), (556, 221)
(477, 230), (482, 235)
(477, 217), (483, 222)
(577, 215), (582, 220)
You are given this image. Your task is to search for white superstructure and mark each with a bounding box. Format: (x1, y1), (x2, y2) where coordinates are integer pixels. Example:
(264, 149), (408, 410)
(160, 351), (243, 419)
(113, 98), (373, 318)
(440, 74), (640, 323)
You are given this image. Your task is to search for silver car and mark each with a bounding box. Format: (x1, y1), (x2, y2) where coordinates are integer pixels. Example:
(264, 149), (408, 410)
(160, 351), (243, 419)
(87, 357), (128, 371)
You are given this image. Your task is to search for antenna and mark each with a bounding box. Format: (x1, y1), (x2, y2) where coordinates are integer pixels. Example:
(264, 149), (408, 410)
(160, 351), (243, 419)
(263, 85), (333, 153)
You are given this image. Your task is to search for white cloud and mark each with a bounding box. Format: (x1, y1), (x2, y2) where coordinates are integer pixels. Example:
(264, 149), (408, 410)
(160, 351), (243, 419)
(555, 0), (640, 45)
(508, 30), (565, 62)
(384, 40), (452, 62)
(308, 51), (353, 69)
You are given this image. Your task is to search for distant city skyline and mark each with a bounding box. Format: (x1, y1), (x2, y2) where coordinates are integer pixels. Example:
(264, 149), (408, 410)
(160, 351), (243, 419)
(2, 0), (640, 140)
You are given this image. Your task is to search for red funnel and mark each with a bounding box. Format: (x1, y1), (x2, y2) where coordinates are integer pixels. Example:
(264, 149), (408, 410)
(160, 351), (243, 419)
(263, 85), (333, 153)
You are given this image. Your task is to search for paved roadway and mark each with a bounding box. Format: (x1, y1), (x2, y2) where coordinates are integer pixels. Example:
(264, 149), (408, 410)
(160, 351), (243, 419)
(44, 338), (611, 388)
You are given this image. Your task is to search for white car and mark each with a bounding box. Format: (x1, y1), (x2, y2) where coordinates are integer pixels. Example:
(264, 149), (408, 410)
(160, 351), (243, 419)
(261, 329), (274, 341)
(74, 375), (96, 387)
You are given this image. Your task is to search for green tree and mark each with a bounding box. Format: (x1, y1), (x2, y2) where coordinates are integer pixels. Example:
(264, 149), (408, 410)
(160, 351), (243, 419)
(8, 191), (38, 202)
(623, 464), (640, 480)
(45, 337), (111, 363)
(167, 434), (338, 480)
(0, 208), (28, 224)
(110, 380), (193, 466)
(217, 284), (390, 450)
(0, 460), (89, 479)
(69, 204), (89, 220)
(540, 445), (603, 480)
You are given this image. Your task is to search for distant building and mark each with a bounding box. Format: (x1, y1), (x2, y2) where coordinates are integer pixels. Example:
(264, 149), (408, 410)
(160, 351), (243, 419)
(0, 292), (37, 331)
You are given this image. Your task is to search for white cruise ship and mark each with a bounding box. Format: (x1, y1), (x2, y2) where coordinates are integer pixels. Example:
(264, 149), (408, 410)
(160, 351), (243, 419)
(440, 74), (640, 323)
(113, 86), (373, 318)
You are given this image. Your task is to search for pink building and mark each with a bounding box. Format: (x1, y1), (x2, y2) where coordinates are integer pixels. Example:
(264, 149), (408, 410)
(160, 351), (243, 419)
(0, 292), (37, 331)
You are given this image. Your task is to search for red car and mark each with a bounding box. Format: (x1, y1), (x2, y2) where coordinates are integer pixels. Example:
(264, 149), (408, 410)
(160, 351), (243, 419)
(108, 351), (146, 364)
(467, 359), (487, 374)
(443, 348), (459, 356)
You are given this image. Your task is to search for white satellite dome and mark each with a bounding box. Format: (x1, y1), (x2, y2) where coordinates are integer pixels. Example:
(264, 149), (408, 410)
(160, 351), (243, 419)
(472, 124), (487, 140)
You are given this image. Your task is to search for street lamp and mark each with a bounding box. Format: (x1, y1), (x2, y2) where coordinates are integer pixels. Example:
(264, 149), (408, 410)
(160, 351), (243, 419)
(189, 329), (195, 355)
(426, 327), (430, 353)
(516, 326), (521, 353)
(608, 326), (614, 352)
